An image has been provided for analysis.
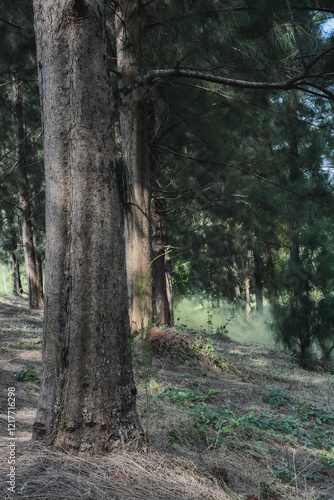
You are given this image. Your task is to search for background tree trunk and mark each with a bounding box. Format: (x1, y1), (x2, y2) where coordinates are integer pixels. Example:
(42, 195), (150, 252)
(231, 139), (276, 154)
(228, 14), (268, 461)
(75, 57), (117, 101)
(12, 72), (43, 309)
(244, 259), (252, 319)
(151, 193), (173, 326)
(34, 233), (44, 298)
(116, 0), (152, 331)
(32, 0), (141, 453)
(10, 252), (23, 295)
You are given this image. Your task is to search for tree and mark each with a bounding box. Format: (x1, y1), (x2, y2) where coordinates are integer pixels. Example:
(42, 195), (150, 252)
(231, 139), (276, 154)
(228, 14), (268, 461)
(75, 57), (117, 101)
(12, 70), (43, 309)
(29, 0), (334, 454)
(0, 1), (44, 305)
(32, 0), (141, 453)
(115, 1), (153, 331)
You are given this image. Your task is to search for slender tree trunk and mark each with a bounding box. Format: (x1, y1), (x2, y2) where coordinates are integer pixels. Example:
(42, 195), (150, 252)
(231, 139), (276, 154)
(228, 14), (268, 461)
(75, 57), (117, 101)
(10, 252), (23, 295)
(5, 209), (23, 295)
(244, 259), (252, 319)
(36, 254), (44, 298)
(253, 248), (263, 314)
(231, 263), (241, 307)
(34, 233), (44, 298)
(12, 72), (43, 309)
(32, 0), (141, 453)
(151, 193), (173, 326)
(116, 0), (152, 331)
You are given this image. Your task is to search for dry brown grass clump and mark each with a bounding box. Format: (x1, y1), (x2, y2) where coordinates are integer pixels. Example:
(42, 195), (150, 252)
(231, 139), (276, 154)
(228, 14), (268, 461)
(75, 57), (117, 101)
(148, 329), (233, 373)
(0, 442), (235, 500)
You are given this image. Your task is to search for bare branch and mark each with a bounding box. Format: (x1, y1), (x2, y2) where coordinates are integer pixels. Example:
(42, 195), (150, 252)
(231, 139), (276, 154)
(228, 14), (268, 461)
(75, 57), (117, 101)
(118, 56), (334, 99)
(0, 17), (23, 30)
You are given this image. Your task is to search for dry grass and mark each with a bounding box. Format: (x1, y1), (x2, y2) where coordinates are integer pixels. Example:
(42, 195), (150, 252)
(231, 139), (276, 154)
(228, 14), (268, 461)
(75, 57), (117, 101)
(0, 442), (233, 500)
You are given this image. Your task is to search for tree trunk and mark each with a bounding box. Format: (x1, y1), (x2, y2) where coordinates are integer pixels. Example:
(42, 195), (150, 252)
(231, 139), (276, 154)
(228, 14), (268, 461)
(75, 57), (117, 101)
(12, 72), (43, 309)
(231, 263), (241, 307)
(32, 0), (141, 454)
(34, 233), (44, 298)
(253, 248), (263, 314)
(115, 0), (152, 332)
(244, 259), (252, 319)
(151, 193), (173, 326)
(36, 253), (44, 298)
(10, 252), (23, 295)
(5, 208), (23, 295)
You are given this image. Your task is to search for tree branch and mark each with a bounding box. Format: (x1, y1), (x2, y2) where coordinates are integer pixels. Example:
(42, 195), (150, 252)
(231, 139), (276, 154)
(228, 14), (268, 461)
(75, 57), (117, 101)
(118, 55), (334, 99)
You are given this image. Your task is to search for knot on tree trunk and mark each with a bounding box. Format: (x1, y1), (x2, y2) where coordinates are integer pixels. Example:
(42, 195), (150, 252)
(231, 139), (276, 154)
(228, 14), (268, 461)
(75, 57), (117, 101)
(71, 0), (87, 18)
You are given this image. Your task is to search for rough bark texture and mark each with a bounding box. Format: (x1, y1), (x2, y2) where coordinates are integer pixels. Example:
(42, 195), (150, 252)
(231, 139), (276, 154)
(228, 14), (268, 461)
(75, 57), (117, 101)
(116, 0), (152, 331)
(12, 74), (43, 309)
(32, 0), (141, 454)
(151, 194), (173, 326)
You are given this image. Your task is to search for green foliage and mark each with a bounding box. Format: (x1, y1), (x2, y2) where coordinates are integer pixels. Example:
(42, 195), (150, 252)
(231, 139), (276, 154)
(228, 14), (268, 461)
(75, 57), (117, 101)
(271, 294), (334, 368)
(14, 364), (39, 382)
(273, 459), (296, 484)
(157, 387), (219, 407)
(172, 260), (192, 299)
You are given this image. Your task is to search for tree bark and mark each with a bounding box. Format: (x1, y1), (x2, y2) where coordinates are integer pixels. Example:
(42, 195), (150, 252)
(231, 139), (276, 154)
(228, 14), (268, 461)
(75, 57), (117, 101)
(32, 0), (141, 454)
(12, 72), (43, 309)
(151, 193), (173, 326)
(115, 0), (152, 331)
(10, 252), (23, 295)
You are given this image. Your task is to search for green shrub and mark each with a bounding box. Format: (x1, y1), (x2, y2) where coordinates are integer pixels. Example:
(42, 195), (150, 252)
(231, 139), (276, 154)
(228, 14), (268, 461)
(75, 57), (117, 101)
(271, 294), (334, 369)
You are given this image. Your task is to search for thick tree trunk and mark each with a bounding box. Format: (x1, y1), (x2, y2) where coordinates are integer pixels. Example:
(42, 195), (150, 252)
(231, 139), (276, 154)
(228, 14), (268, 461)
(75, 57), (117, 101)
(32, 0), (141, 453)
(253, 248), (263, 314)
(151, 194), (173, 326)
(12, 73), (43, 309)
(115, 0), (152, 332)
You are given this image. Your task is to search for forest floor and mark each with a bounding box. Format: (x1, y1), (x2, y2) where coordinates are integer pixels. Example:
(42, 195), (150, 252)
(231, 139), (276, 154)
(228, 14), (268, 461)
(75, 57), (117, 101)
(0, 295), (334, 500)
